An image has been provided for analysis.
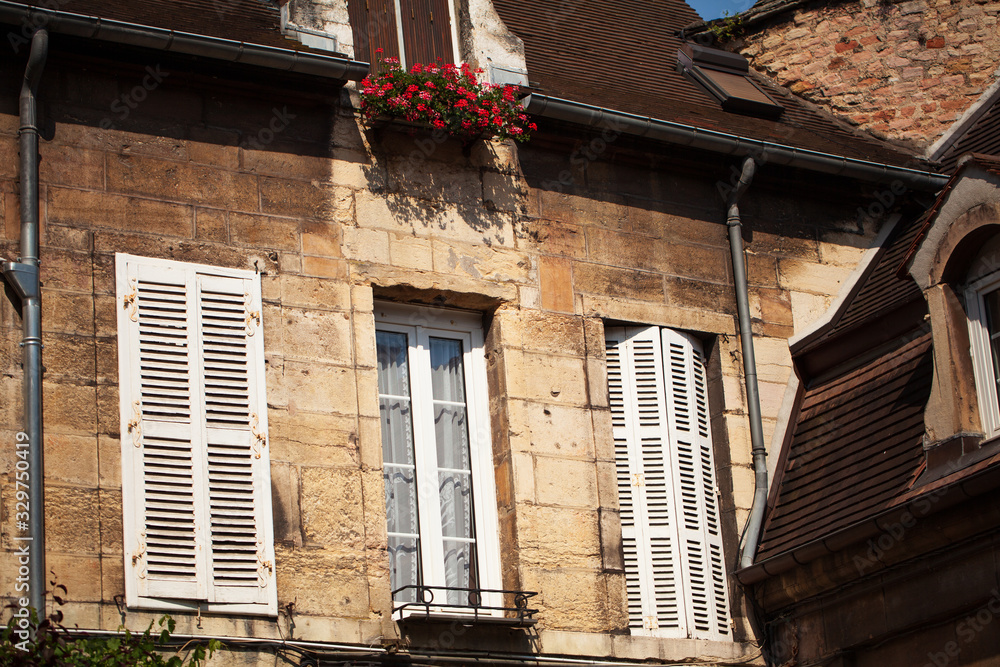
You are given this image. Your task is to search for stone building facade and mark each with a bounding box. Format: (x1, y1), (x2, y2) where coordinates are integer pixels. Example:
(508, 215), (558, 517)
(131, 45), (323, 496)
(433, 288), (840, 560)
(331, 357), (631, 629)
(0, 0), (949, 664)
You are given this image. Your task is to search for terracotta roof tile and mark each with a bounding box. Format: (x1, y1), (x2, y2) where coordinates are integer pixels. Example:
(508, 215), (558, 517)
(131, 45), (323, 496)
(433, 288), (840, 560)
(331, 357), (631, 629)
(492, 0), (922, 166)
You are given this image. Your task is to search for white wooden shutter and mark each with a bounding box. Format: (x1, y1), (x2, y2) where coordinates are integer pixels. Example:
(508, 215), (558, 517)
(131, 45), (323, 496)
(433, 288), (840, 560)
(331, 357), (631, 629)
(606, 326), (687, 638)
(661, 329), (731, 640)
(117, 255), (275, 613)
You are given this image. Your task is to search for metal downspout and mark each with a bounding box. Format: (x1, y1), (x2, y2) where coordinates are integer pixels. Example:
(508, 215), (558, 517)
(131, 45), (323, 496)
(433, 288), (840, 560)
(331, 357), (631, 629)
(725, 157), (769, 570)
(3, 28), (48, 618)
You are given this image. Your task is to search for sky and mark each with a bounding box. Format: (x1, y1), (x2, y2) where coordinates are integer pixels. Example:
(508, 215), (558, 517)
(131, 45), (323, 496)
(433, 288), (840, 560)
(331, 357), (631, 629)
(688, 0), (756, 20)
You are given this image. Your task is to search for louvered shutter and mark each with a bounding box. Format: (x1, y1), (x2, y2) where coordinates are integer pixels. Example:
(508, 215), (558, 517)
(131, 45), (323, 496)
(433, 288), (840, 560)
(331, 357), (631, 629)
(606, 326), (687, 638)
(398, 0), (455, 67)
(348, 0), (402, 71)
(661, 329), (731, 640)
(117, 255), (275, 613)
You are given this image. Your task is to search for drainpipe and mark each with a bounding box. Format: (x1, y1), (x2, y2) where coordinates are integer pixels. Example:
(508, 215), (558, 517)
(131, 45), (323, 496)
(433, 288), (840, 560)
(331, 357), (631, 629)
(3, 28), (48, 618)
(725, 157), (768, 570)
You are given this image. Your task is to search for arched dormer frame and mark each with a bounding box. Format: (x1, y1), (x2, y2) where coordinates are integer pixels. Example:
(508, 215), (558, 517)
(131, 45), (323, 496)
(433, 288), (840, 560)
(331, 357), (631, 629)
(906, 159), (1000, 479)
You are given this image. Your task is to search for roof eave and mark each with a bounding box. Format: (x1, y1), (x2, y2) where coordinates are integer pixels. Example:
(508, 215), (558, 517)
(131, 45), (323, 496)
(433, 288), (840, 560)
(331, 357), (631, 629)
(0, 0), (370, 81)
(523, 93), (948, 191)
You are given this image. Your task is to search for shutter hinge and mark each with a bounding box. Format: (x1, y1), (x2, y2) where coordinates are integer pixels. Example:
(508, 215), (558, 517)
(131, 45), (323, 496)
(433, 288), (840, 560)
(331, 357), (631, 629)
(127, 400), (143, 448)
(257, 541), (273, 588)
(244, 290), (261, 337)
(632, 473), (644, 487)
(132, 531), (148, 580)
(642, 615), (659, 630)
(250, 412), (267, 459)
(122, 276), (139, 322)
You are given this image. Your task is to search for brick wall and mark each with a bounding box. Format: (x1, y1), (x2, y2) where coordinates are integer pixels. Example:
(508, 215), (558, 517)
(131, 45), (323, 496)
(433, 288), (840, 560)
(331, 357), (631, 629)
(732, 0), (1000, 148)
(0, 46), (880, 663)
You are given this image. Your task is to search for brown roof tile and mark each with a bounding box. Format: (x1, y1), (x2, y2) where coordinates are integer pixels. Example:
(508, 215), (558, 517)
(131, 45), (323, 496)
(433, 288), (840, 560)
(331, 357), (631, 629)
(757, 330), (933, 562)
(492, 0), (922, 166)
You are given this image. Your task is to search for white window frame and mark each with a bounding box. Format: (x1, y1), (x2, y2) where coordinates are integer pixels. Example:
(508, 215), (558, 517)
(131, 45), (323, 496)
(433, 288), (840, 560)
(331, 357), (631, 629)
(115, 253), (277, 616)
(605, 324), (732, 642)
(374, 302), (502, 620)
(966, 272), (1000, 438)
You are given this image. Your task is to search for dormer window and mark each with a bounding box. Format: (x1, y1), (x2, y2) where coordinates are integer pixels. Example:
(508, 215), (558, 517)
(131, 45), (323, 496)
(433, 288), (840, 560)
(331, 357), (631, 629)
(348, 0), (459, 69)
(677, 43), (783, 119)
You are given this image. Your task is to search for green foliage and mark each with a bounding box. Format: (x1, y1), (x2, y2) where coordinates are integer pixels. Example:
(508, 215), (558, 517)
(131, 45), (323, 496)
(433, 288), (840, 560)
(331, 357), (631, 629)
(709, 11), (745, 42)
(1, 588), (221, 667)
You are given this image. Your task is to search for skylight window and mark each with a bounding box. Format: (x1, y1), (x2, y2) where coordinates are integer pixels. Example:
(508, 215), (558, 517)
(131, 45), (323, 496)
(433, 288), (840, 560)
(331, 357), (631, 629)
(677, 43), (783, 119)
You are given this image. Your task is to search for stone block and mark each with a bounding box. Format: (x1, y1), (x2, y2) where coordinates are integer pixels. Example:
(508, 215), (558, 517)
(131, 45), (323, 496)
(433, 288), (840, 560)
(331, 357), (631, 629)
(269, 461), (302, 546)
(260, 177), (342, 221)
(48, 188), (194, 238)
(242, 148), (330, 181)
(302, 226), (344, 258)
(521, 567), (609, 632)
(282, 360), (358, 416)
(44, 485), (101, 554)
(574, 264), (663, 302)
(44, 433), (99, 486)
(106, 154), (257, 211)
(519, 352), (588, 406)
(431, 239), (534, 284)
(274, 547), (371, 618)
(230, 212), (300, 251)
(534, 456), (599, 508)
(517, 310), (587, 356)
(579, 294), (735, 335)
(98, 434), (122, 488)
(299, 466), (366, 549)
(482, 171), (527, 213)
(539, 256), (575, 313)
(520, 219), (587, 258)
(778, 258), (851, 295)
(42, 333), (97, 382)
(388, 233), (433, 271)
(194, 208), (228, 243)
(790, 290), (834, 335)
(301, 256), (348, 279)
(538, 629), (613, 657)
(281, 307), (353, 365)
(523, 402), (596, 459)
(39, 144), (105, 190)
(267, 411), (359, 467)
(343, 226), (390, 264)
(42, 381), (97, 434)
(99, 489), (124, 556)
(47, 553), (103, 602)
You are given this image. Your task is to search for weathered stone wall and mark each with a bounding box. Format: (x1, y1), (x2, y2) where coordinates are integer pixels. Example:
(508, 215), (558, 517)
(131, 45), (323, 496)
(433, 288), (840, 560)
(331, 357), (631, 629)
(730, 0), (1000, 148)
(0, 44), (877, 664)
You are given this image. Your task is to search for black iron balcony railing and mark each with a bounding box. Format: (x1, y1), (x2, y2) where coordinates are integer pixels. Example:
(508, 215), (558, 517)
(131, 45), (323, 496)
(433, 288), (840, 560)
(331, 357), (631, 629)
(392, 586), (538, 625)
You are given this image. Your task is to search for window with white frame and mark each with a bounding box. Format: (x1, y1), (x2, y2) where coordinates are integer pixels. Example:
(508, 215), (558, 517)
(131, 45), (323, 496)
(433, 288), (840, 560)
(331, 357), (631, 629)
(966, 274), (1000, 438)
(605, 325), (731, 641)
(115, 254), (276, 615)
(374, 302), (501, 617)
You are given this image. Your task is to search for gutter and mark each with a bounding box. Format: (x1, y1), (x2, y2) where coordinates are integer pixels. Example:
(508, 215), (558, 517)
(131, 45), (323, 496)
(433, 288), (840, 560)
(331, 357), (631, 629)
(2, 28), (48, 617)
(522, 94), (949, 191)
(0, 0), (369, 81)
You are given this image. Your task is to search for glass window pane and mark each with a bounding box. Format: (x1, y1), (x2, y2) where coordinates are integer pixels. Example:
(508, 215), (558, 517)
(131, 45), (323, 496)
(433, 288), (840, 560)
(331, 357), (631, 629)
(434, 404), (471, 470)
(377, 331), (411, 397)
(983, 289), (1000, 408)
(387, 535), (420, 602)
(380, 397), (415, 466)
(430, 337), (467, 403)
(441, 540), (474, 604)
(384, 465), (418, 535)
(438, 471), (473, 539)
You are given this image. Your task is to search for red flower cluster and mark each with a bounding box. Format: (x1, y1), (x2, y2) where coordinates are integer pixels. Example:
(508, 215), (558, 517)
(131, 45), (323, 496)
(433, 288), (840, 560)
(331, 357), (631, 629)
(359, 57), (536, 143)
